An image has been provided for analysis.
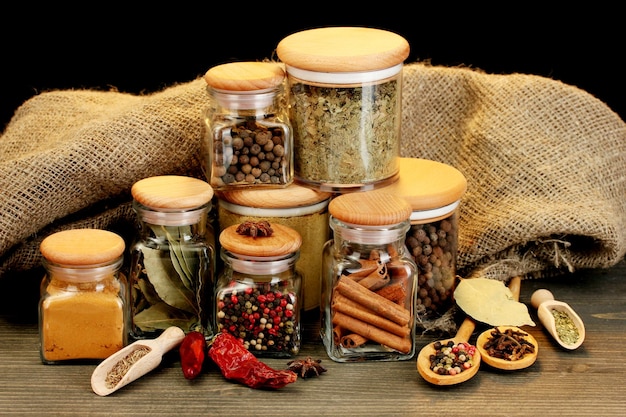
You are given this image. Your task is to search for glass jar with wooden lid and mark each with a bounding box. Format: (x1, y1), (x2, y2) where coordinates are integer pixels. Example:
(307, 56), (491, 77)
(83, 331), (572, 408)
(217, 183), (332, 311)
(378, 157), (467, 332)
(276, 27), (410, 192)
(217, 222), (302, 357)
(39, 228), (127, 363)
(321, 191), (417, 362)
(202, 61), (293, 190)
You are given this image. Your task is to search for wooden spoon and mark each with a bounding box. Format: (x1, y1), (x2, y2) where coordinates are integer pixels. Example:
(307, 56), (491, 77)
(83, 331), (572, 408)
(475, 276), (539, 370)
(416, 316), (480, 385)
(91, 326), (185, 396)
(530, 288), (585, 350)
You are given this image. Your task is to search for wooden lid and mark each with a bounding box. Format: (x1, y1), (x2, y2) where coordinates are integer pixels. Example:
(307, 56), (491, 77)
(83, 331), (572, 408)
(217, 183), (331, 209)
(219, 223), (302, 257)
(131, 176), (214, 210)
(203, 62), (285, 91)
(328, 191), (412, 226)
(378, 158), (467, 211)
(40, 229), (125, 265)
(276, 27), (410, 72)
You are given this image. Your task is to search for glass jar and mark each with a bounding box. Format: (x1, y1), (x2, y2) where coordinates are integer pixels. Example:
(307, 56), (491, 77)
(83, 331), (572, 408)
(202, 61), (293, 190)
(276, 27), (410, 192)
(217, 183), (331, 311)
(39, 228), (127, 364)
(321, 191), (417, 362)
(129, 175), (216, 340)
(379, 158), (467, 332)
(216, 222), (302, 357)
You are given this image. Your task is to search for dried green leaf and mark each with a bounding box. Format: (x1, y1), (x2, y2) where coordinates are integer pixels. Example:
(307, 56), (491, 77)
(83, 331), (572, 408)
(454, 278), (536, 327)
(133, 302), (197, 332)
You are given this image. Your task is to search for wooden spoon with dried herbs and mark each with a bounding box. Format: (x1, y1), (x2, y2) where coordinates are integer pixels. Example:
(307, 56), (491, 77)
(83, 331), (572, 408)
(476, 276), (539, 370)
(530, 288), (585, 350)
(91, 326), (185, 396)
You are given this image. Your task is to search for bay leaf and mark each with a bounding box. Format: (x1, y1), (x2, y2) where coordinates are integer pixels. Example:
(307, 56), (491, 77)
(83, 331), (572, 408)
(454, 277), (536, 327)
(133, 301), (197, 332)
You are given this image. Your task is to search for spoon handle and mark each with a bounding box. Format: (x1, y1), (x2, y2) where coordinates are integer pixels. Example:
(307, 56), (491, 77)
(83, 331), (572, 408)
(456, 317), (476, 342)
(530, 288), (555, 308)
(150, 326), (186, 354)
(508, 276), (521, 301)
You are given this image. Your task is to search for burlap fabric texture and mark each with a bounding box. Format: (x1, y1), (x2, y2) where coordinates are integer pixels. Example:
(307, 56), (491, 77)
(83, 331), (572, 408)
(1, 62), (625, 284)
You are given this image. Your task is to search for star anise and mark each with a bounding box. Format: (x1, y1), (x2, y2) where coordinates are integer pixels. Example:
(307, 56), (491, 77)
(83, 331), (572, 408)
(286, 356), (327, 379)
(236, 220), (273, 238)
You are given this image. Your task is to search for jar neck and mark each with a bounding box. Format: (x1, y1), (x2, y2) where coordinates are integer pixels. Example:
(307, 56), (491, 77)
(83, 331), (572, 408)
(133, 201), (210, 241)
(221, 249), (299, 276)
(42, 257), (123, 283)
(329, 216), (409, 256)
(210, 87), (283, 115)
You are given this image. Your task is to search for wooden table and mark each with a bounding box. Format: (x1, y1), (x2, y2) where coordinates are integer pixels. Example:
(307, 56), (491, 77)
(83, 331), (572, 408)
(1, 259), (625, 416)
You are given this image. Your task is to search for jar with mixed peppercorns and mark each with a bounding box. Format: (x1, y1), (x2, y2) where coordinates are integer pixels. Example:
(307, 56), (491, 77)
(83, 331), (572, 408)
(202, 61), (293, 190)
(378, 158), (467, 333)
(216, 221), (302, 357)
(321, 191), (417, 362)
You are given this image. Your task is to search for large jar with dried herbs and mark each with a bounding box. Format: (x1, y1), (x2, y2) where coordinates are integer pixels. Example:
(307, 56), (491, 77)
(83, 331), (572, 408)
(202, 61), (293, 190)
(276, 27), (410, 192)
(379, 158), (467, 333)
(321, 191), (417, 362)
(216, 183), (332, 311)
(39, 229), (128, 364)
(216, 221), (302, 358)
(129, 175), (215, 340)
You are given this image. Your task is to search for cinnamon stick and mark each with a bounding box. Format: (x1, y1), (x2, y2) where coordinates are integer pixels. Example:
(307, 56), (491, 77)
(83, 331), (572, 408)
(336, 276), (410, 326)
(332, 292), (410, 337)
(340, 333), (368, 348)
(345, 259), (382, 278)
(332, 311), (412, 354)
(356, 264), (389, 290)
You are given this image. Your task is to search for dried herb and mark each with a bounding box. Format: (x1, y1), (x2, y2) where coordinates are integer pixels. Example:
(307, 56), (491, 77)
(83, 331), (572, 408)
(551, 309), (580, 345)
(482, 327), (535, 361)
(105, 346), (151, 389)
(289, 80), (400, 184)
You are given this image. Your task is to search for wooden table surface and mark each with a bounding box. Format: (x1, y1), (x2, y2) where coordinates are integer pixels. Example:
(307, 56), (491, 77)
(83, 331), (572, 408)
(1, 259), (625, 416)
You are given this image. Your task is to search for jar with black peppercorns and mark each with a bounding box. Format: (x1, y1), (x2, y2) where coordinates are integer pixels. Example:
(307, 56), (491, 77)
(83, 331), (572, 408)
(216, 221), (302, 357)
(202, 61), (293, 190)
(378, 158), (467, 332)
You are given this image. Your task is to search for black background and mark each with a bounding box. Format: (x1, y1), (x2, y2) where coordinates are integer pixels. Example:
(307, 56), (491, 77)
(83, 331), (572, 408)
(1, 5), (624, 131)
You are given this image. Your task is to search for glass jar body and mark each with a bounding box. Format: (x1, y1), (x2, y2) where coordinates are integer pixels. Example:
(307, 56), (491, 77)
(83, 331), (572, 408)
(321, 217), (417, 362)
(285, 66), (403, 192)
(202, 88), (293, 190)
(406, 210), (460, 329)
(216, 250), (302, 358)
(39, 258), (128, 364)
(129, 203), (215, 340)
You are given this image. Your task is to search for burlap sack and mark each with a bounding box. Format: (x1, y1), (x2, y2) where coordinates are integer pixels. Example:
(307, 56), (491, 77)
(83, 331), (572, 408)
(2, 63), (625, 285)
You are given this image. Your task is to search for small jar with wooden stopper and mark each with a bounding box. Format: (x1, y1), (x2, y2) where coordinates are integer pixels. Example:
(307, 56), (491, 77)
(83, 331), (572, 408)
(39, 228), (128, 364)
(216, 183), (332, 311)
(321, 191), (417, 362)
(128, 175), (216, 340)
(276, 27), (410, 192)
(377, 158), (467, 331)
(216, 221), (302, 357)
(202, 61), (293, 190)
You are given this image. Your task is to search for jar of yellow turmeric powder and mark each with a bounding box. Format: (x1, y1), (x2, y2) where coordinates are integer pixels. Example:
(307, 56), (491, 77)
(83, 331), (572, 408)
(39, 228), (128, 364)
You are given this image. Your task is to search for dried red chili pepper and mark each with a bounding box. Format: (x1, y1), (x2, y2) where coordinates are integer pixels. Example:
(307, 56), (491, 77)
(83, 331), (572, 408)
(179, 331), (207, 380)
(208, 332), (297, 389)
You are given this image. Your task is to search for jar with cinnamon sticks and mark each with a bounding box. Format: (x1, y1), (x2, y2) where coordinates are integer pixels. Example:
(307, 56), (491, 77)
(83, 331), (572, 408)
(321, 191), (417, 362)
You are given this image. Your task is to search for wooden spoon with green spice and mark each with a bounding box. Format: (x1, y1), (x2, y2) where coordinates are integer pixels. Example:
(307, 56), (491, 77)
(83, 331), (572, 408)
(476, 276), (539, 370)
(530, 288), (585, 350)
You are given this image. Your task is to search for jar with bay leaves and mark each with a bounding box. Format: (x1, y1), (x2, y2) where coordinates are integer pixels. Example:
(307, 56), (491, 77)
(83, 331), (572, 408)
(216, 183), (332, 311)
(216, 222), (302, 357)
(321, 191), (417, 362)
(128, 175), (216, 340)
(202, 61), (293, 190)
(378, 158), (467, 332)
(276, 27), (410, 192)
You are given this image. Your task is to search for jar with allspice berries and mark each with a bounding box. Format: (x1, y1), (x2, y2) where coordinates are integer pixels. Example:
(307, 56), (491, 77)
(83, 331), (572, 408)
(216, 221), (302, 358)
(321, 191), (417, 362)
(202, 61), (293, 190)
(378, 158), (467, 333)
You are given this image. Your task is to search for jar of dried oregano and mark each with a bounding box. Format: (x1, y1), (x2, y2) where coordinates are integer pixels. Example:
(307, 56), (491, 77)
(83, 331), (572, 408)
(39, 228), (127, 364)
(276, 27), (410, 192)
(216, 183), (332, 311)
(378, 158), (467, 332)
(321, 191), (417, 362)
(128, 175), (216, 340)
(202, 61), (293, 190)
(216, 222), (302, 357)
